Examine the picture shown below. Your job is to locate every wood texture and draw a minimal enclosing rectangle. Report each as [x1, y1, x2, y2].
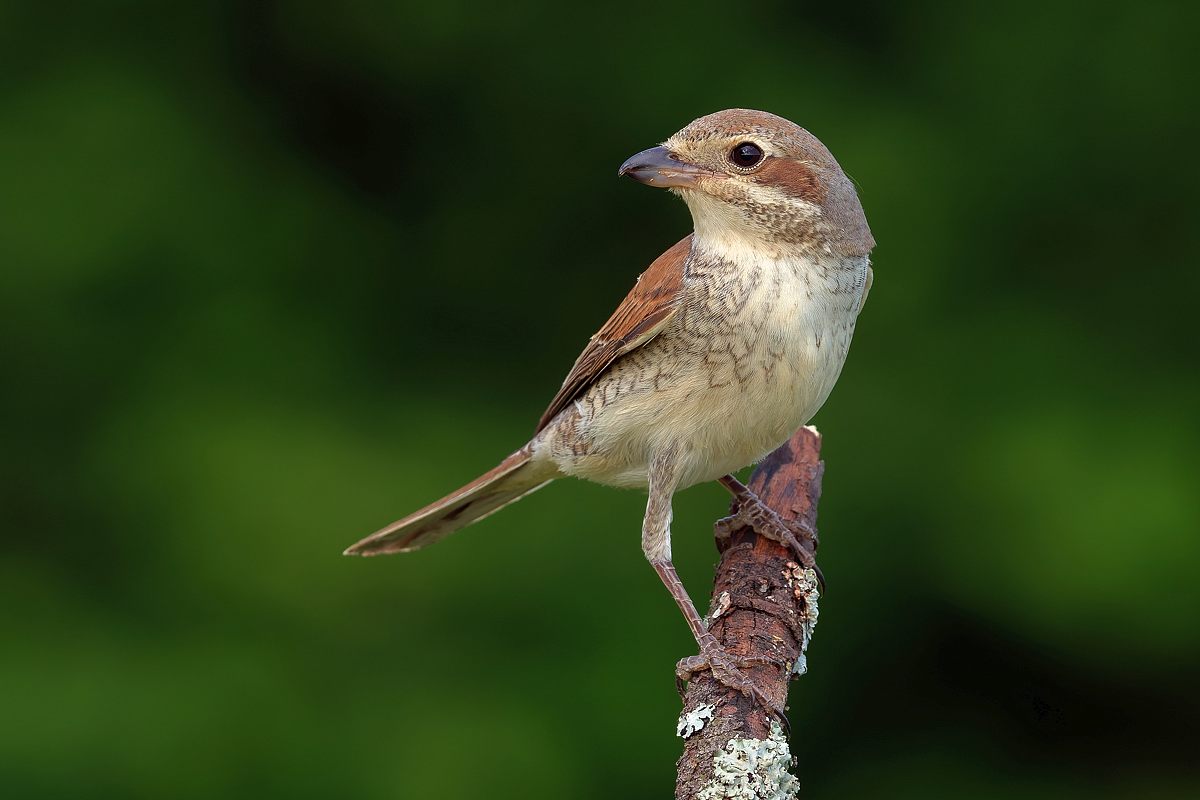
[675, 427, 824, 799]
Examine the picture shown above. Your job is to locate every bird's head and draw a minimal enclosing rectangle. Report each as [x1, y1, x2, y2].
[619, 109, 874, 258]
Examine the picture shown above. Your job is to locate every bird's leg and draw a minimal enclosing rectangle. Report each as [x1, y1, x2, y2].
[643, 452, 785, 721]
[716, 473, 824, 590]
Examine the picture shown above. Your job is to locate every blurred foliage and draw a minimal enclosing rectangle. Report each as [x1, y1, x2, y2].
[2, 1, 1198, 798]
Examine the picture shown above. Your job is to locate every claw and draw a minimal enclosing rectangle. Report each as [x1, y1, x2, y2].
[675, 638, 789, 729]
[715, 496, 825, 593]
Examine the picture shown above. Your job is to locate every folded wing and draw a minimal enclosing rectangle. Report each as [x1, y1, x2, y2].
[535, 235, 692, 433]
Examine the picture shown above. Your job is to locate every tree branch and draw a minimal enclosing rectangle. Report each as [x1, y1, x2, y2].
[675, 426, 824, 800]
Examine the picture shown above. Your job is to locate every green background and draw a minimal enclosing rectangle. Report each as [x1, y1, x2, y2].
[4, 2, 1198, 797]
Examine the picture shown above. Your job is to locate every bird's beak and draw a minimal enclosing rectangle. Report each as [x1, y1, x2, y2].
[618, 146, 711, 188]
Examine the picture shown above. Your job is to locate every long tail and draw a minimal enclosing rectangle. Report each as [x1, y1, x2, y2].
[343, 445, 557, 556]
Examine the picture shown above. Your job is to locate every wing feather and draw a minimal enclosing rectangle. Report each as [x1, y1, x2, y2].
[534, 235, 692, 433]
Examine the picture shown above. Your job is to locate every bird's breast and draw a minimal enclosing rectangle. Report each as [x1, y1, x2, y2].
[543, 247, 868, 489]
[669, 253, 862, 471]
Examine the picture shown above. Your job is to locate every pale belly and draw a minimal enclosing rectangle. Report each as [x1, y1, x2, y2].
[539, 256, 864, 490]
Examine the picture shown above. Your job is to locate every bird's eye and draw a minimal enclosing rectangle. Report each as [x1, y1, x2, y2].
[729, 142, 765, 170]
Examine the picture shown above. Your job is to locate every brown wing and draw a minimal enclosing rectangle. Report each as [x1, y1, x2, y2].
[535, 235, 692, 434]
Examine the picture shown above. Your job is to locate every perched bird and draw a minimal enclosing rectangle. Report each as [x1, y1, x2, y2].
[346, 109, 874, 713]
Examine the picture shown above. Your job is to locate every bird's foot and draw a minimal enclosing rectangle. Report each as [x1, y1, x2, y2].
[714, 493, 824, 592]
[675, 636, 788, 728]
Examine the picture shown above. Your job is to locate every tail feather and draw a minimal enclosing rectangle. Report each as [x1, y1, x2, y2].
[344, 446, 556, 556]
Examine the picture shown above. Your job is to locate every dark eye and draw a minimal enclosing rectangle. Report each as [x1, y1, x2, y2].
[729, 142, 764, 169]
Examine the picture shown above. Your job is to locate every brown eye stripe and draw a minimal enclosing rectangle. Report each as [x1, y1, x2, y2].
[754, 157, 826, 204]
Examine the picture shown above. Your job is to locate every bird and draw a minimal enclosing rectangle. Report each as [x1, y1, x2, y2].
[345, 108, 874, 715]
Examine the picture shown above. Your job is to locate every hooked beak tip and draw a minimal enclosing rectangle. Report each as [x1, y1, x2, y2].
[618, 145, 708, 188]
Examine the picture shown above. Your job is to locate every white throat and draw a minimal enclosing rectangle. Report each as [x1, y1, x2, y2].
[680, 189, 822, 264]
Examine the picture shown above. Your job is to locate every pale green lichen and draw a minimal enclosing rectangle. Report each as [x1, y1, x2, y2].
[784, 563, 820, 677]
[697, 721, 798, 800]
[677, 703, 717, 738]
[708, 590, 731, 621]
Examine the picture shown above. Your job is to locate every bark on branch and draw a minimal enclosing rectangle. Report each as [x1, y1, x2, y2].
[675, 426, 824, 800]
